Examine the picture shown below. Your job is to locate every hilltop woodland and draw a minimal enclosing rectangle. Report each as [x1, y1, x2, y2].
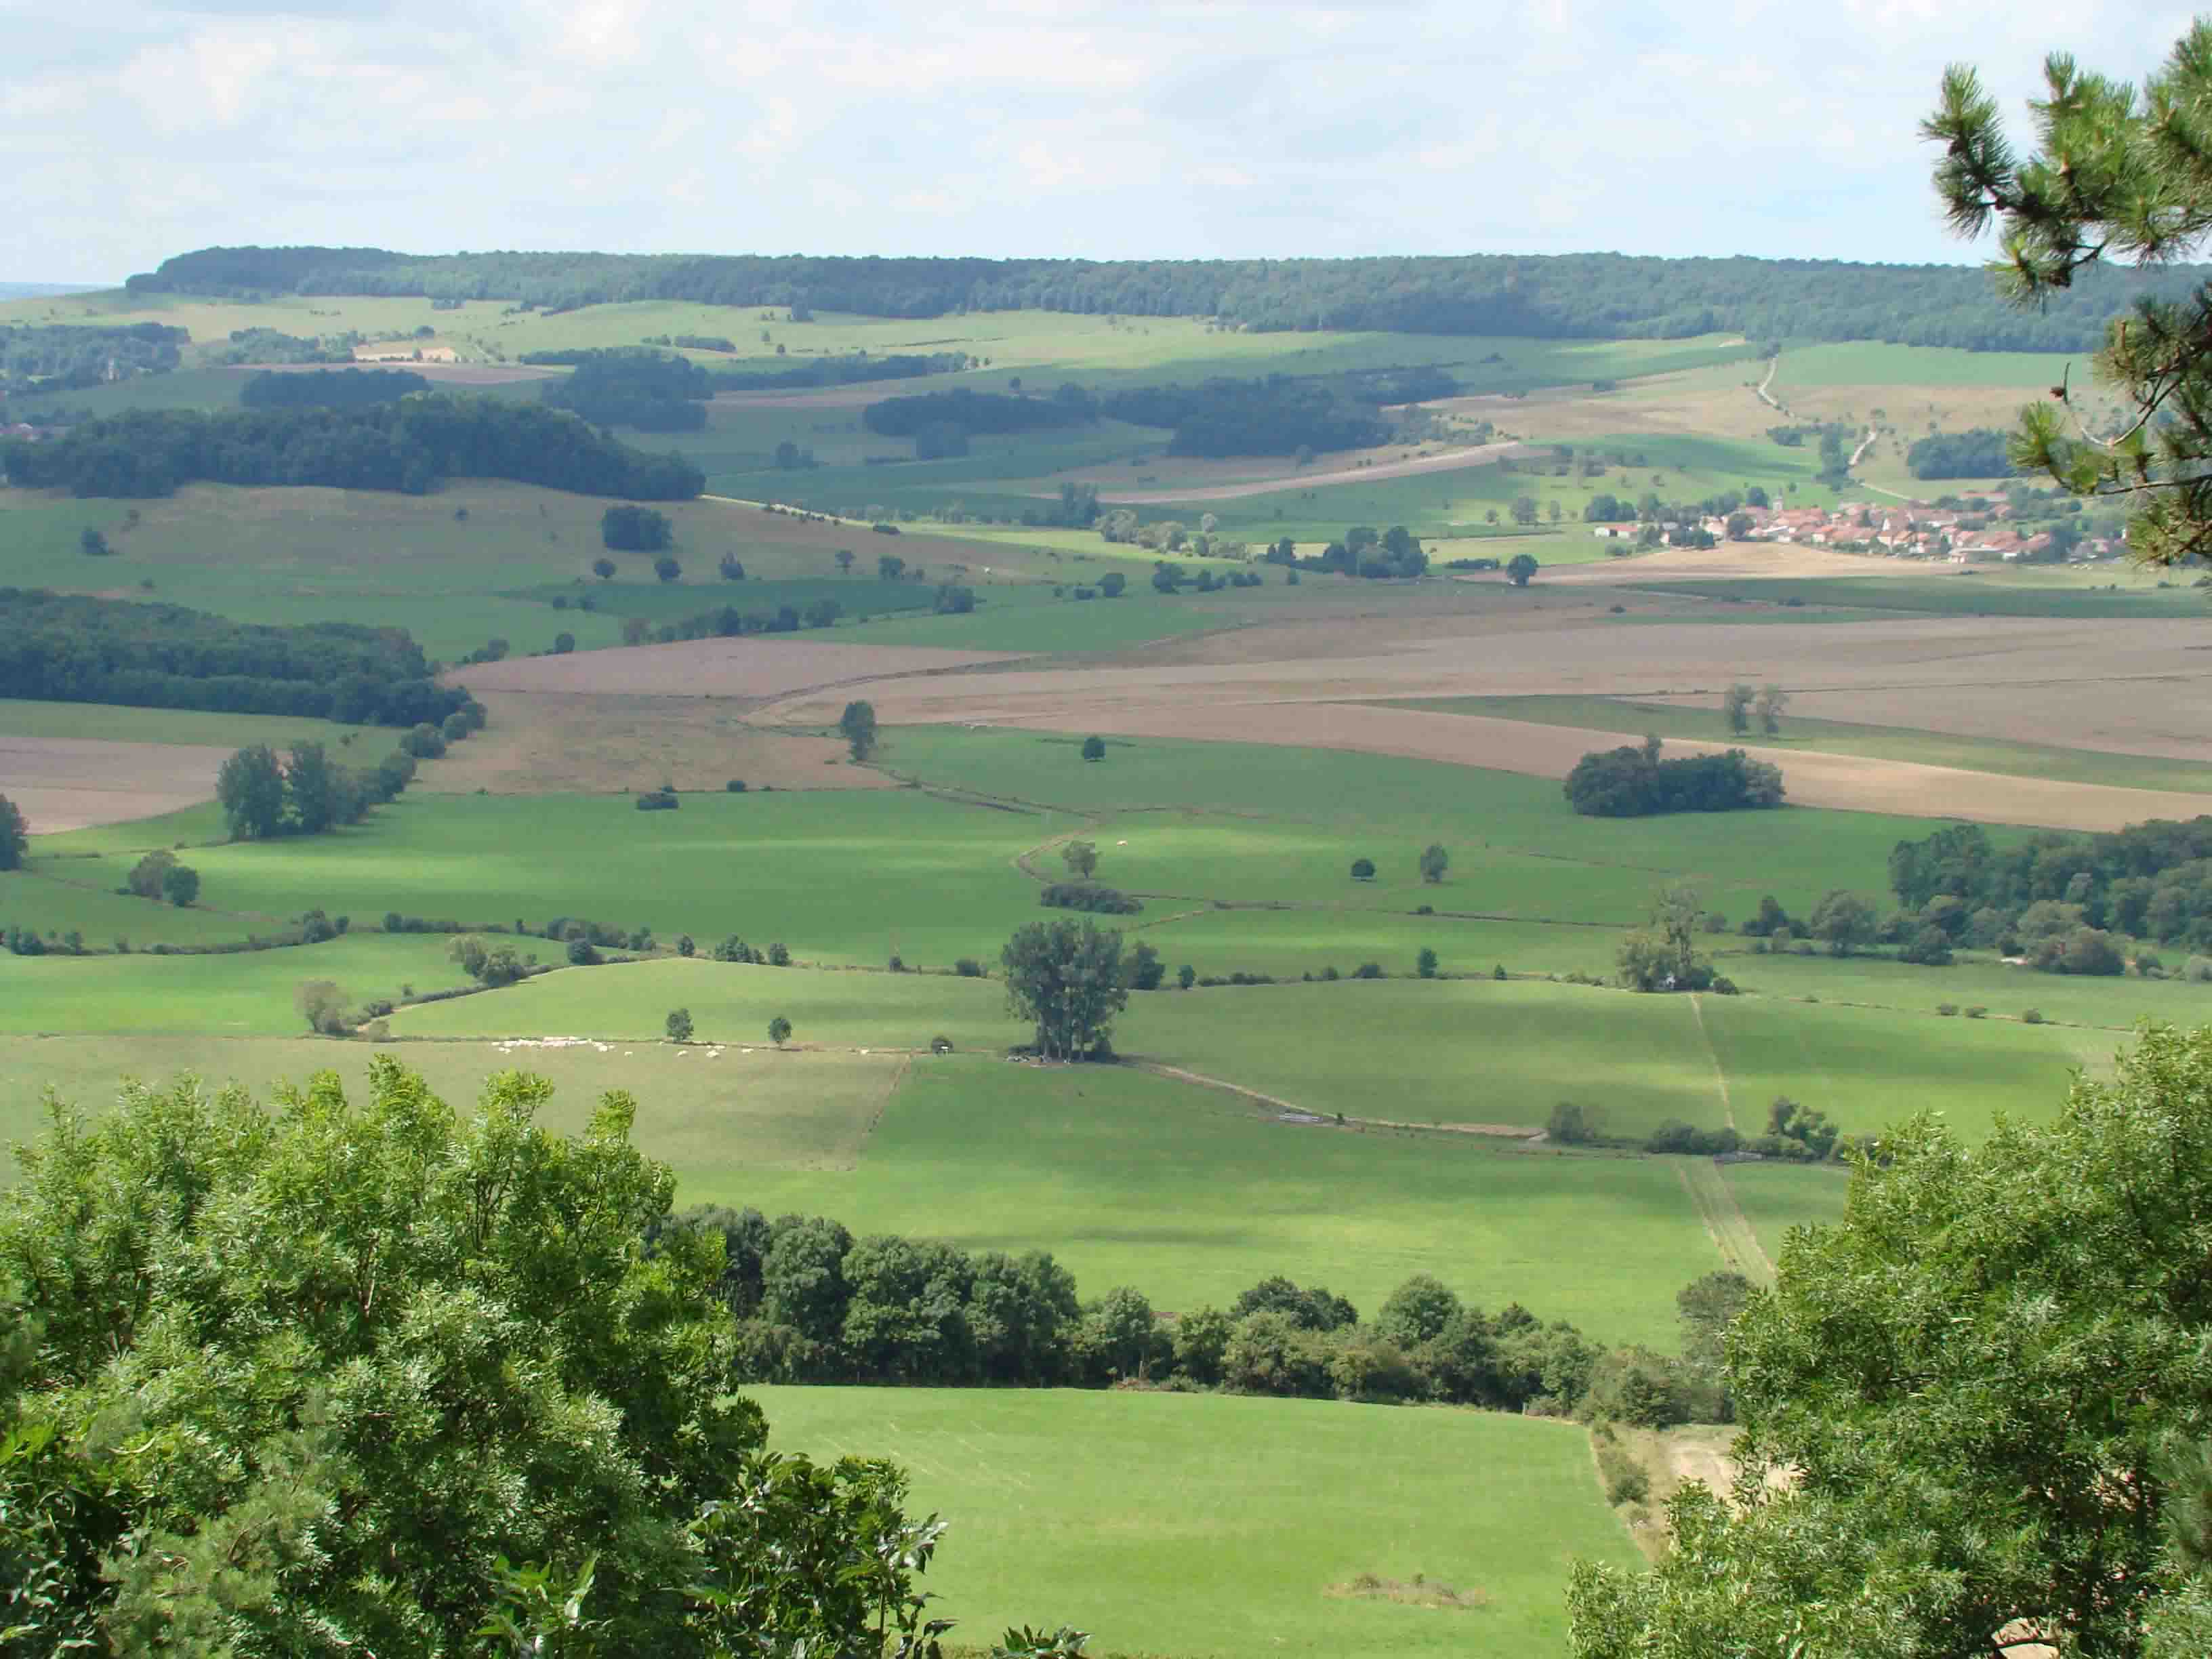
[0, 396, 703, 499]
[123, 244, 2205, 350]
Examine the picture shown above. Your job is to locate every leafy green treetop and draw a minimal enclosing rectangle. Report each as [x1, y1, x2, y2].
[0, 792, 27, 870]
[1568, 1022, 2212, 1658]
[1927, 24, 2212, 563]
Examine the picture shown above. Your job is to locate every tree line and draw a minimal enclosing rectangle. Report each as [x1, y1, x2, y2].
[124, 243, 2209, 352]
[541, 347, 715, 431]
[0, 588, 474, 725]
[1101, 375, 1392, 457]
[1906, 426, 2022, 478]
[655, 1205, 1733, 1427]
[1891, 817, 2212, 955]
[1, 395, 704, 499]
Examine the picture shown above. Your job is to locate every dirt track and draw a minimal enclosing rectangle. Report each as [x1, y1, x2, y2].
[1, 737, 230, 832]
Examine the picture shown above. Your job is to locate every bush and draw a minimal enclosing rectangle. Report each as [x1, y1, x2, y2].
[1039, 882, 1142, 915]
[725, 779, 747, 792]
[666, 1007, 694, 1042]
[567, 939, 601, 966]
[162, 863, 201, 907]
[1350, 857, 1376, 881]
[1351, 962, 1385, 979]
[1416, 947, 1439, 979]
[1596, 1443, 1652, 1506]
[1937, 1002, 1959, 1016]
[954, 957, 985, 977]
[1081, 735, 1107, 762]
[2022, 1008, 2045, 1024]
[1547, 1102, 1603, 1145]
[296, 979, 350, 1036]
[929, 1035, 954, 1054]
[1965, 1005, 1988, 1019]
[636, 790, 680, 811]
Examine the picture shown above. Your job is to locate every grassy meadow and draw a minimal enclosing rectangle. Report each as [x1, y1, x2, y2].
[757, 1385, 1641, 1659]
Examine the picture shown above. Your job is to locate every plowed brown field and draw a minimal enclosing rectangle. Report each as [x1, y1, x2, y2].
[2, 737, 230, 832]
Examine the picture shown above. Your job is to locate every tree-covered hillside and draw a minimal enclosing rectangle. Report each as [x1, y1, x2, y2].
[125, 245, 2206, 352]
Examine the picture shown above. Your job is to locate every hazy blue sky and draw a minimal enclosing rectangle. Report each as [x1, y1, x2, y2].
[4, 0, 2192, 282]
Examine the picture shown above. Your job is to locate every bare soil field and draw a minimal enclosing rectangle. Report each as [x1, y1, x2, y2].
[1540, 543, 1912, 583]
[1042, 442, 1538, 506]
[1, 736, 228, 832]
[449, 637, 1026, 700]
[417, 691, 899, 795]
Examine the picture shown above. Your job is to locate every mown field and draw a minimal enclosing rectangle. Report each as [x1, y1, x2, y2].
[1634, 575, 2210, 619]
[756, 1385, 1642, 1659]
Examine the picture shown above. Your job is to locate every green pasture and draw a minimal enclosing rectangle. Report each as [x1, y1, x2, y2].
[0, 698, 376, 750]
[0, 932, 476, 1036]
[0, 482, 1029, 661]
[28, 802, 228, 860]
[1714, 943, 2204, 1034]
[392, 957, 1025, 1054]
[1690, 991, 2100, 1143]
[723, 1056, 1729, 1349]
[1721, 1160, 1850, 1267]
[1633, 575, 2208, 619]
[757, 1386, 1638, 1659]
[525, 575, 936, 624]
[0, 868, 284, 949]
[1374, 694, 2212, 796]
[91, 791, 1047, 971]
[1771, 342, 2074, 390]
[1132, 907, 1624, 983]
[0, 1036, 900, 1176]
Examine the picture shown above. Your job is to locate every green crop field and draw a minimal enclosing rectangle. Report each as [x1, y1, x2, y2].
[0, 697, 377, 750]
[1374, 694, 2212, 795]
[756, 1386, 1640, 1659]
[1720, 1160, 1851, 1267]
[1771, 342, 2075, 390]
[1712, 944, 2212, 1034]
[0, 1035, 901, 1175]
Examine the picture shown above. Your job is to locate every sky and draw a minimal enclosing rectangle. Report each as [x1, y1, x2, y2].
[3, 0, 2195, 283]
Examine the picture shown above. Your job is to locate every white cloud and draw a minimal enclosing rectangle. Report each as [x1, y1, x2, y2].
[0, 0, 2194, 280]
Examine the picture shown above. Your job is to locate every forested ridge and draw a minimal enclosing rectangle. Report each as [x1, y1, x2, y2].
[0, 394, 703, 499]
[125, 244, 2209, 351]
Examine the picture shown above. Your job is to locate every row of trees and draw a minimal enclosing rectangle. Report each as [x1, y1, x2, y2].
[1100, 375, 1392, 457]
[1564, 737, 1786, 817]
[1, 396, 704, 500]
[542, 348, 714, 430]
[659, 1206, 1725, 1425]
[127, 244, 2196, 352]
[215, 731, 452, 840]
[0, 588, 474, 726]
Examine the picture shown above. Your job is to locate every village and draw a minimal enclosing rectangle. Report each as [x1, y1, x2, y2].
[1595, 494, 2128, 565]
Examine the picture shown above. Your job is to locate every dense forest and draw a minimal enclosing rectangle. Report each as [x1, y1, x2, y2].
[0, 396, 703, 499]
[539, 348, 713, 431]
[239, 368, 431, 408]
[861, 386, 1094, 438]
[1563, 741, 1787, 817]
[1906, 427, 2022, 478]
[0, 321, 186, 394]
[125, 244, 2212, 350]
[0, 589, 472, 724]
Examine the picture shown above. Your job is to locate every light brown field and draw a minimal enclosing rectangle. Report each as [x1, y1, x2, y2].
[222, 363, 561, 386]
[1, 736, 229, 832]
[1036, 442, 1539, 505]
[449, 636, 1026, 699]
[416, 691, 899, 795]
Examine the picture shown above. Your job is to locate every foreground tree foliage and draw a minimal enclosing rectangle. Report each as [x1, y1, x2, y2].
[0, 1061, 945, 1656]
[1568, 1023, 2212, 1658]
[1927, 22, 2212, 563]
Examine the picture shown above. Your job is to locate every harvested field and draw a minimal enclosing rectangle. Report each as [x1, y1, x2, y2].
[760, 611, 2212, 830]
[1541, 543, 1917, 583]
[222, 363, 560, 385]
[0, 735, 227, 832]
[416, 691, 900, 794]
[1071, 442, 1539, 504]
[447, 636, 1025, 699]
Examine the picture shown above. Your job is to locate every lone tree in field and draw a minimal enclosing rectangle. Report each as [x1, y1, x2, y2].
[653, 554, 682, 583]
[0, 792, 27, 870]
[1062, 840, 1099, 880]
[1081, 735, 1107, 762]
[1722, 682, 1755, 735]
[1350, 857, 1376, 882]
[718, 553, 745, 581]
[592, 556, 616, 581]
[665, 1007, 693, 1044]
[1926, 24, 2212, 565]
[217, 744, 288, 840]
[835, 549, 855, 576]
[1755, 682, 1788, 735]
[1000, 918, 1128, 1062]
[1506, 552, 1539, 587]
[1616, 881, 1714, 992]
[768, 1015, 792, 1046]
[838, 700, 878, 762]
[1418, 842, 1450, 884]
[162, 863, 200, 907]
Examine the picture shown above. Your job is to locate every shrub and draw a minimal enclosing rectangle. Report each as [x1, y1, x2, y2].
[954, 957, 985, 977]
[125, 848, 176, 899]
[1350, 857, 1376, 881]
[768, 1015, 792, 1046]
[636, 790, 680, 811]
[1937, 1002, 1959, 1016]
[666, 1007, 694, 1042]
[767, 941, 790, 966]
[1351, 962, 1385, 979]
[567, 939, 601, 966]
[162, 863, 201, 907]
[2022, 1008, 2045, 1025]
[296, 979, 350, 1036]
[929, 1035, 954, 1054]
[725, 779, 747, 792]
[1416, 947, 1439, 979]
[1039, 882, 1142, 915]
[1177, 964, 1196, 989]
[1597, 1443, 1652, 1506]
[1081, 735, 1107, 762]
[1965, 1005, 1988, 1019]
[1547, 1102, 1603, 1145]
